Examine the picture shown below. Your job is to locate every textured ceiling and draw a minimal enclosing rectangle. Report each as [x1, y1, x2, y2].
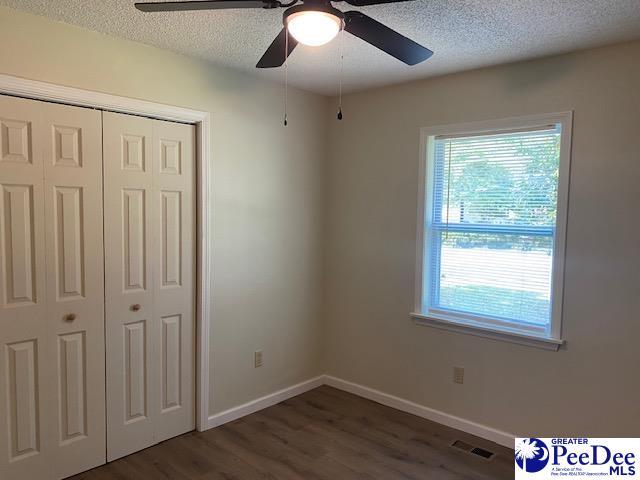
[2, 0, 640, 95]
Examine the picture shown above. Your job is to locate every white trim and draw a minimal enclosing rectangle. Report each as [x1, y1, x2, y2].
[414, 112, 572, 347]
[551, 112, 572, 341]
[206, 376, 325, 429]
[414, 130, 429, 316]
[324, 375, 515, 448]
[0, 74, 205, 123]
[0, 73, 213, 432]
[417, 112, 573, 139]
[201, 373, 515, 449]
[195, 109, 213, 432]
[410, 312, 563, 350]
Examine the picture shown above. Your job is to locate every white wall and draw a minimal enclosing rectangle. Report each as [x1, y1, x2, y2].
[324, 40, 640, 437]
[0, 5, 327, 416]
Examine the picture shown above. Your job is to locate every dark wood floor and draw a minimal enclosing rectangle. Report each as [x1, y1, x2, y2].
[72, 386, 514, 479]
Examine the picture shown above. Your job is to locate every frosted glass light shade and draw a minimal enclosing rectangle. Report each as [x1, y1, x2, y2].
[287, 11, 341, 47]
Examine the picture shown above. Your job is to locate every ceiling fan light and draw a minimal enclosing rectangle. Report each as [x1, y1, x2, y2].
[286, 11, 341, 47]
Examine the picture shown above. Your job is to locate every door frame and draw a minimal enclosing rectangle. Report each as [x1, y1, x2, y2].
[0, 73, 212, 431]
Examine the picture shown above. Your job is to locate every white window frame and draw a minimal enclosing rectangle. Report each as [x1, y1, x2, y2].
[411, 112, 572, 351]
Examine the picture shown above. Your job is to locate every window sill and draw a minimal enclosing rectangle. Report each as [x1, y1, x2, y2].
[410, 312, 564, 351]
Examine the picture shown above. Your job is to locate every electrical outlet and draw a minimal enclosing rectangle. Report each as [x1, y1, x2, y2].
[254, 350, 263, 368]
[453, 366, 464, 384]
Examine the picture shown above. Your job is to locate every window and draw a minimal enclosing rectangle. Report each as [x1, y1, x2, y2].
[413, 113, 571, 349]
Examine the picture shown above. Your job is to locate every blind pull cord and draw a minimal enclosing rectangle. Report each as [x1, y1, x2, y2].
[337, 23, 345, 120]
[444, 139, 452, 240]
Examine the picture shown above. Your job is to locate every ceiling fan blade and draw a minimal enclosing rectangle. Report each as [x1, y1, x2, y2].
[256, 28, 298, 68]
[344, 11, 433, 65]
[343, 0, 414, 6]
[135, 1, 270, 12]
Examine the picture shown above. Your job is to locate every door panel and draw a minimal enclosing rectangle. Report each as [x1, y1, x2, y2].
[7, 339, 40, 459]
[0, 95, 105, 480]
[57, 331, 87, 442]
[122, 188, 147, 291]
[0, 118, 32, 165]
[104, 112, 194, 461]
[104, 112, 155, 461]
[161, 314, 182, 412]
[161, 191, 182, 288]
[0, 96, 50, 480]
[53, 186, 84, 300]
[42, 103, 105, 479]
[123, 319, 148, 422]
[1, 184, 37, 305]
[152, 119, 194, 443]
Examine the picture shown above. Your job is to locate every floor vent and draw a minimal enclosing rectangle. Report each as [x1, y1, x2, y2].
[450, 440, 495, 460]
[470, 447, 495, 460]
[451, 440, 474, 452]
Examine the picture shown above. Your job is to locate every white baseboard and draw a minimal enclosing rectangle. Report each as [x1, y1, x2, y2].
[324, 375, 514, 448]
[205, 373, 514, 449]
[206, 375, 324, 429]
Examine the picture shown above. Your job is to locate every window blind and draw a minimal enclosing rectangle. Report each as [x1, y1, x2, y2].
[426, 126, 561, 330]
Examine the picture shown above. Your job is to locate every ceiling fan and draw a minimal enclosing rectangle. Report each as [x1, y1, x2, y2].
[134, 0, 433, 68]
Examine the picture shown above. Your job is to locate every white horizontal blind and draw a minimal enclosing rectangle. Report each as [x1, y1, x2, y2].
[426, 125, 561, 332]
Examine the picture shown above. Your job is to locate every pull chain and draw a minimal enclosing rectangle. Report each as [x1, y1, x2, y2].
[283, 27, 289, 126]
[337, 22, 344, 120]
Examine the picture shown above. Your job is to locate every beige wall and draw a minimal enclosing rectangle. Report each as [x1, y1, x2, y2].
[3, 3, 639, 440]
[0, 5, 327, 416]
[324, 40, 640, 437]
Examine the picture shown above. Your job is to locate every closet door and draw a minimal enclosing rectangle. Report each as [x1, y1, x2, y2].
[41, 103, 105, 479]
[104, 112, 195, 461]
[152, 119, 195, 443]
[0, 95, 105, 480]
[0, 96, 50, 480]
[103, 112, 155, 461]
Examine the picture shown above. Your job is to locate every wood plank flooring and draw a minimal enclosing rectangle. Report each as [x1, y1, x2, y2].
[71, 386, 514, 479]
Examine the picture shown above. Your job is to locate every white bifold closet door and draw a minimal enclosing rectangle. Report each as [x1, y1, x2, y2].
[103, 111, 195, 461]
[0, 95, 105, 479]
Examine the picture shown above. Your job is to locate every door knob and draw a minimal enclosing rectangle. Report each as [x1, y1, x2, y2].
[65, 313, 76, 322]
[131, 304, 141, 312]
